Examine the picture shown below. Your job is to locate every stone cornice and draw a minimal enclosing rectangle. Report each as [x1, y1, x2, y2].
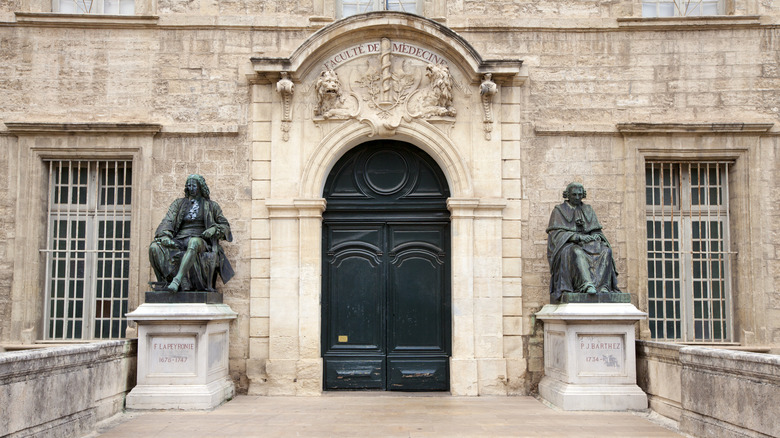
[4, 122, 162, 135]
[13, 12, 159, 28]
[616, 15, 762, 30]
[536, 122, 775, 136]
[617, 122, 774, 134]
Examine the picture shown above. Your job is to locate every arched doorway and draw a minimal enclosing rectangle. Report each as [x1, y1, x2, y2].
[321, 140, 451, 391]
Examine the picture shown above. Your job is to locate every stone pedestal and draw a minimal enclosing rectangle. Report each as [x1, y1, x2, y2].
[125, 303, 237, 410]
[536, 303, 648, 411]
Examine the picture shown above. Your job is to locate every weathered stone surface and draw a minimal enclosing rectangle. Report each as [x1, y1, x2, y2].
[680, 347, 780, 438]
[640, 342, 780, 437]
[636, 340, 684, 421]
[0, 341, 136, 437]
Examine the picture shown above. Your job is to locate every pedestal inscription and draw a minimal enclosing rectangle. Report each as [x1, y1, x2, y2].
[149, 336, 197, 375]
[577, 334, 624, 375]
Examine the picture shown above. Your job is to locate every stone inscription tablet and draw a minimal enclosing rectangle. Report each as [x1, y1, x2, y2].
[576, 334, 624, 375]
[149, 335, 197, 375]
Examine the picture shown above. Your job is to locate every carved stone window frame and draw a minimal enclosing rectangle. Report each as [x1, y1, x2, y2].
[4, 122, 160, 343]
[619, 122, 772, 345]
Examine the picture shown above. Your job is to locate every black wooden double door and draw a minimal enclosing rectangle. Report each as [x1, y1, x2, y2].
[323, 221, 450, 390]
[321, 141, 451, 391]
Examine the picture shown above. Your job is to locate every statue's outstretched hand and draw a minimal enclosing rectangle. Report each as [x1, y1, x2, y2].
[157, 236, 175, 247]
[202, 227, 218, 239]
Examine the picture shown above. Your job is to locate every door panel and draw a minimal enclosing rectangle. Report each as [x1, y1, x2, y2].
[325, 357, 385, 390]
[387, 224, 449, 390]
[387, 358, 449, 391]
[325, 225, 384, 354]
[387, 225, 448, 354]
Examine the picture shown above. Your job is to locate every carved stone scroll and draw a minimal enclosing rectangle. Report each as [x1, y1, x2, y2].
[480, 73, 497, 140]
[276, 72, 294, 141]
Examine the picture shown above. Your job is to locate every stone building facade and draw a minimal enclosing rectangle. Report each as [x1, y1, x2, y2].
[1, 0, 779, 396]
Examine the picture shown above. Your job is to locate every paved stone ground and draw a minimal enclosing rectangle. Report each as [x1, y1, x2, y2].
[94, 394, 684, 437]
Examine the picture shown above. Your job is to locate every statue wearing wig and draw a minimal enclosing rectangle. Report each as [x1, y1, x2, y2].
[149, 174, 234, 292]
[546, 182, 619, 303]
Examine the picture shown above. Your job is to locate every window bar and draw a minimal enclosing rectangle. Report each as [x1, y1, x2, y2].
[674, 163, 683, 341]
[78, 160, 87, 338]
[691, 161, 699, 341]
[95, 161, 104, 338]
[110, 160, 119, 338]
[723, 162, 731, 340]
[704, 162, 714, 341]
[120, 160, 129, 337]
[45, 162, 55, 339]
[649, 162, 657, 338]
[63, 160, 76, 339]
[672, 162, 681, 340]
[660, 162, 669, 340]
[648, 162, 656, 338]
[108, 161, 114, 338]
[659, 162, 669, 340]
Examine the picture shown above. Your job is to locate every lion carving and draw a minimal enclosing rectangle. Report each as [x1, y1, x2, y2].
[315, 68, 351, 119]
[420, 63, 456, 117]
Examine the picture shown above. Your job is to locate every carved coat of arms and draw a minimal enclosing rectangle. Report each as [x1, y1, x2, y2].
[311, 37, 458, 136]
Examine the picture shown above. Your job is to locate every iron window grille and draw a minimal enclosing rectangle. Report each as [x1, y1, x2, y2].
[645, 161, 733, 342]
[42, 160, 132, 340]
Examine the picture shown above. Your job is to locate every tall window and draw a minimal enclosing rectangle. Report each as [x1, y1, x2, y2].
[645, 162, 732, 342]
[341, 0, 419, 17]
[642, 0, 721, 17]
[44, 160, 132, 340]
[52, 0, 134, 14]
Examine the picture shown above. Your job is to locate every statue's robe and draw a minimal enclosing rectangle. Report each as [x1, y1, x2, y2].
[546, 202, 619, 303]
[149, 197, 234, 290]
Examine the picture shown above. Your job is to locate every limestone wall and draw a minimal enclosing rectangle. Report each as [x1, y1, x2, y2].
[0, 8, 778, 396]
[0, 340, 137, 437]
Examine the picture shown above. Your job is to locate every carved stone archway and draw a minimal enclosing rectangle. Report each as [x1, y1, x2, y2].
[247, 12, 526, 396]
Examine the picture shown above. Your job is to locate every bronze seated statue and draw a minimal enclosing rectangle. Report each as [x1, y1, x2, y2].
[546, 182, 621, 303]
[149, 174, 234, 292]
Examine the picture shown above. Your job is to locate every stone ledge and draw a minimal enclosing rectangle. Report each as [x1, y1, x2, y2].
[126, 303, 238, 321]
[617, 122, 774, 134]
[4, 122, 162, 135]
[617, 15, 762, 30]
[680, 346, 780, 383]
[14, 12, 158, 28]
[0, 340, 137, 384]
